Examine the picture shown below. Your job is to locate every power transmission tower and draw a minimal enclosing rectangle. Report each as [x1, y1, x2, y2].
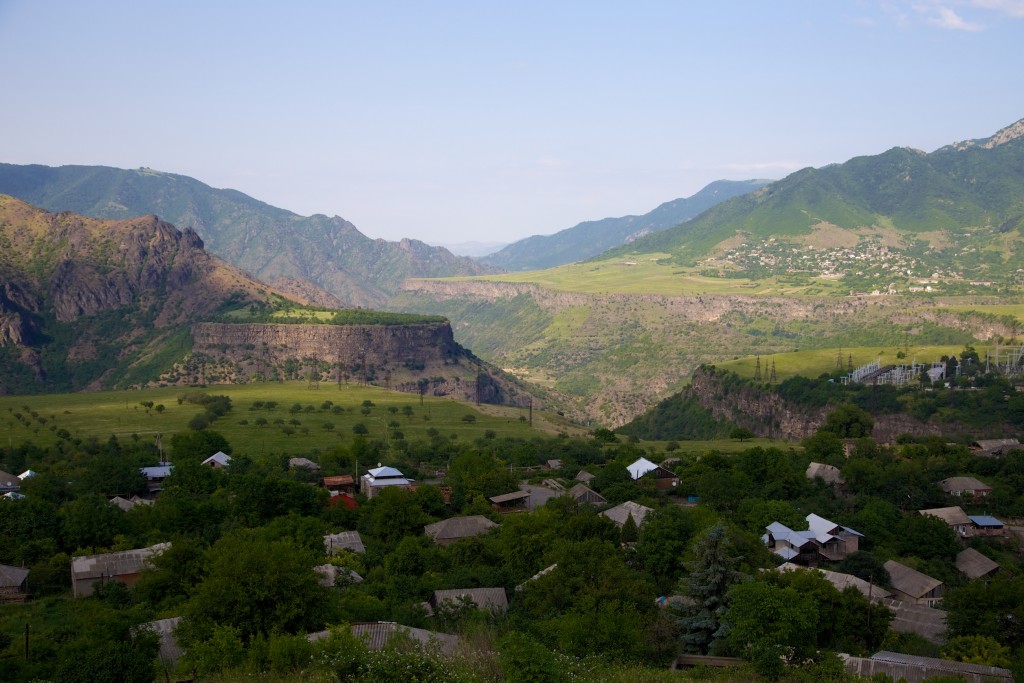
[836, 348, 843, 369]
[769, 358, 777, 383]
[754, 355, 762, 381]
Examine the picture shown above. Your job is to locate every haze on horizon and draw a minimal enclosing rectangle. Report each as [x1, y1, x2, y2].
[1, 1, 1022, 246]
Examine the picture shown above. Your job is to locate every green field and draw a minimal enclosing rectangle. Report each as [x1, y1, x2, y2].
[0, 382, 586, 456]
[435, 253, 844, 296]
[937, 302, 1024, 322]
[715, 344, 989, 382]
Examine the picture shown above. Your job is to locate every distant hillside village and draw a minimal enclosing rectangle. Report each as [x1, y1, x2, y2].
[3, 382, 1024, 683]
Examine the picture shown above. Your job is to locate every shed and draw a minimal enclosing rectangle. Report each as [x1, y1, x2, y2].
[971, 438, 1021, 456]
[135, 617, 184, 669]
[956, 548, 1000, 580]
[315, 564, 363, 588]
[776, 563, 890, 600]
[565, 483, 607, 506]
[489, 490, 531, 513]
[545, 459, 562, 470]
[884, 560, 944, 606]
[424, 516, 498, 545]
[969, 515, 1005, 537]
[323, 474, 356, 493]
[430, 587, 508, 614]
[844, 650, 1012, 683]
[71, 542, 170, 597]
[879, 598, 948, 644]
[0, 564, 30, 601]
[324, 530, 365, 555]
[575, 470, 595, 483]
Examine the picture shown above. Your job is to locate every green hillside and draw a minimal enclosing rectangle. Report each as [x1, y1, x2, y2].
[0, 164, 492, 307]
[607, 119, 1024, 289]
[481, 179, 771, 271]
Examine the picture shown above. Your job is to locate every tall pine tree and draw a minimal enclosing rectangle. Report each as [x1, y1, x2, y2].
[674, 524, 745, 654]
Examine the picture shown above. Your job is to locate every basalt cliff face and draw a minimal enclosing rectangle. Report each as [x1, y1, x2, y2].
[188, 322, 527, 406]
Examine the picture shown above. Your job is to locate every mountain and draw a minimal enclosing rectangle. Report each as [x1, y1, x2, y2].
[0, 195, 283, 392]
[431, 240, 508, 257]
[0, 196, 532, 405]
[609, 119, 1024, 280]
[0, 164, 494, 307]
[479, 179, 772, 271]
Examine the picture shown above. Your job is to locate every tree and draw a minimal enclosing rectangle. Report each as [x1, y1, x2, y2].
[896, 514, 958, 560]
[181, 531, 335, 644]
[729, 427, 755, 442]
[941, 635, 1011, 668]
[820, 403, 874, 438]
[725, 580, 818, 679]
[675, 524, 745, 654]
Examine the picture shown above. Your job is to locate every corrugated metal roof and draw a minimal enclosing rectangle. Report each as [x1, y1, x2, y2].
[627, 457, 658, 480]
[879, 598, 948, 643]
[140, 463, 173, 479]
[884, 560, 943, 599]
[0, 564, 29, 589]
[135, 617, 183, 666]
[939, 476, 990, 492]
[289, 457, 320, 469]
[432, 587, 508, 612]
[489, 490, 531, 504]
[424, 516, 498, 543]
[575, 470, 595, 482]
[806, 462, 844, 484]
[201, 451, 231, 467]
[919, 506, 971, 527]
[601, 501, 653, 527]
[968, 515, 1003, 527]
[71, 543, 170, 581]
[956, 548, 1000, 579]
[324, 531, 365, 554]
[871, 651, 1012, 678]
[366, 465, 404, 478]
[349, 622, 461, 655]
[566, 483, 607, 504]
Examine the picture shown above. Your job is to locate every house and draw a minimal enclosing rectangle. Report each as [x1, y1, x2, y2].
[135, 617, 184, 670]
[289, 457, 320, 470]
[315, 564, 363, 588]
[323, 474, 356, 495]
[969, 515, 1005, 537]
[545, 459, 562, 471]
[71, 542, 170, 597]
[489, 490, 530, 513]
[879, 598, 948, 644]
[843, 651, 1012, 683]
[424, 516, 498, 545]
[139, 462, 173, 495]
[938, 476, 991, 498]
[627, 457, 679, 490]
[565, 483, 607, 506]
[806, 462, 845, 487]
[201, 451, 231, 469]
[18, 469, 36, 480]
[108, 495, 153, 512]
[575, 470, 596, 484]
[971, 438, 1021, 457]
[884, 560, 944, 607]
[956, 548, 1000, 580]
[601, 501, 654, 528]
[308, 622, 461, 656]
[324, 530, 366, 555]
[360, 465, 415, 499]
[776, 563, 891, 600]
[763, 514, 863, 566]
[919, 506, 974, 537]
[0, 564, 30, 602]
[429, 587, 508, 615]
[0, 469, 21, 493]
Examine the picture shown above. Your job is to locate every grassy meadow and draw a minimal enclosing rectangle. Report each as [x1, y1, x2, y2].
[0, 382, 588, 457]
[437, 253, 845, 296]
[935, 301, 1024, 322]
[715, 344, 990, 382]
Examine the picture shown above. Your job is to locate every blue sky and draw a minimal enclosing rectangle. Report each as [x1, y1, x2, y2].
[1, 1, 1022, 245]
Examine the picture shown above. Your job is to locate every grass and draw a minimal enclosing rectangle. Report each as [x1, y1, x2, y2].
[714, 344, 990, 382]
[0, 382, 586, 456]
[935, 302, 1024, 322]
[426, 254, 845, 297]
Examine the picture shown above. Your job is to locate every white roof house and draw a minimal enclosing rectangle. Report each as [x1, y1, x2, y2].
[201, 451, 232, 468]
[764, 514, 863, 565]
[18, 469, 37, 480]
[140, 462, 174, 479]
[360, 465, 415, 498]
[627, 457, 659, 480]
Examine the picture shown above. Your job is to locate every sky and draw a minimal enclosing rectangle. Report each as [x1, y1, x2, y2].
[1, 1, 1023, 247]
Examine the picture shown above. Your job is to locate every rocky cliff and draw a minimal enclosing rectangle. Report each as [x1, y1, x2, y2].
[188, 321, 529, 406]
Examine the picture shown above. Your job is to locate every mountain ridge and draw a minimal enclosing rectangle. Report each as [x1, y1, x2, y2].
[480, 179, 772, 271]
[0, 164, 495, 308]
